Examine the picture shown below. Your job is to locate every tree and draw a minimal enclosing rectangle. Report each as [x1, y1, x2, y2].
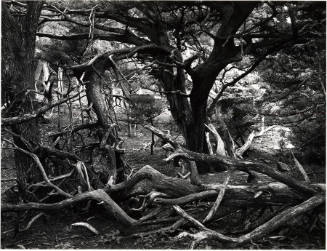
[2, 2, 43, 194]
[35, 2, 254, 163]
[1, 2, 325, 248]
[35, 2, 324, 166]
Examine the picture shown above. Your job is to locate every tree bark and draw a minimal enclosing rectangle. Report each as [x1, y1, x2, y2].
[76, 56, 124, 184]
[2, 2, 43, 193]
[154, 3, 256, 164]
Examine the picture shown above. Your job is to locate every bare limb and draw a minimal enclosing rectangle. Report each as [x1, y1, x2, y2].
[4, 139, 73, 198]
[2, 92, 84, 126]
[71, 222, 99, 235]
[235, 125, 277, 157]
[292, 151, 310, 183]
[203, 170, 233, 223]
[2, 189, 137, 227]
[175, 195, 324, 244]
[145, 125, 318, 196]
[205, 123, 227, 155]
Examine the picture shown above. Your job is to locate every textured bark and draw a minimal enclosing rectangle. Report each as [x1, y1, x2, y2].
[108, 165, 202, 197]
[2, 2, 43, 192]
[2, 189, 137, 227]
[175, 195, 324, 245]
[150, 3, 257, 165]
[145, 125, 319, 196]
[77, 57, 123, 184]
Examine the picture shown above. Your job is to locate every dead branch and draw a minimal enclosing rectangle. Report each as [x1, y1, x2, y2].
[292, 151, 310, 182]
[144, 125, 179, 148]
[205, 123, 227, 156]
[21, 213, 45, 231]
[172, 149, 318, 196]
[145, 124, 318, 196]
[175, 194, 324, 245]
[235, 131, 256, 158]
[71, 222, 99, 235]
[203, 170, 233, 223]
[36, 145, 80, 161]
[236, 125, 277, 157]
[2, 189, 137, 227]
[4, 139, 73, 198]
[2, 92, 84, 126]
[131, 218, 185, 238]
[28, 170, 74, 189]
[205, 132, 214, 155]
[154, 180, 318, 207]
[107, 165, 202, 197]
[47, 122, 98, 139]
[144, 125, 201, 183]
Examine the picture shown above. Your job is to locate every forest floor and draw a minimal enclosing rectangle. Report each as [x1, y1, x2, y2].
[1, 109, 325, 249]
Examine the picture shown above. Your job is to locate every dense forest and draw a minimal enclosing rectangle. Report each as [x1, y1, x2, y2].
[1, 1, 326, 249]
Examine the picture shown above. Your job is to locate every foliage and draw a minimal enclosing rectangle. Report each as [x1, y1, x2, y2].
[130, 95, 164, 124]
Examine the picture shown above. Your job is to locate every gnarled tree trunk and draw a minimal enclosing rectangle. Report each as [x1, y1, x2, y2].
[2, 3, 43, 195]
[152, 3, 256, 168]
[74, 57, 124, 184]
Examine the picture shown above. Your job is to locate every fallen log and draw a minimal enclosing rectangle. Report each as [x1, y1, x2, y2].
[2, 164, 325, 239]
[175, 194, 325, 245]
[107, 165, 202, 197]
[109, 166, 322, 208]
[144, 125, 319, 196]
[168, 149, 318, 196]
[2, 189, 137, 227]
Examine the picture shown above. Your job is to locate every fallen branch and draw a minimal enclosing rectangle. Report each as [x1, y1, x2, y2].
[21, 213, 45, 231]
[107, 165, 202, 197]
[4, 139, 73, 198]
[154, 181, 314, 207]
[145, 125, 318, 196]
[175, 194, 324, 245]
[72, 222, 99, 235]
[2, 92, 84, 126]
[144, 125, 201, 183]
[2, 189, 137, 227]
[36, 145, 80, 161]
[205, 123, 227, 156]
[292, 151, 310, 183]
[205, 132, 214, 155]
[169, 148, 318, 196]
[203, 170, 233, 223]
[236, 125, 277, 157]
[47, 122, 98, 139]
[28, 170, 74, 189]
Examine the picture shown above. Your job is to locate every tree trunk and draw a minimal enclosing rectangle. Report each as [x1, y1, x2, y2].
[76, 57, 124, 184]
[2, 3, 43, 194]
[148, 3, 255, 168]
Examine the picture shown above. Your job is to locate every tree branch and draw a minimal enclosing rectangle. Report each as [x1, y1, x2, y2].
[2, 92, 84, 126]
[175, 195, 324, 245]
[145, 125, 319, 196]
